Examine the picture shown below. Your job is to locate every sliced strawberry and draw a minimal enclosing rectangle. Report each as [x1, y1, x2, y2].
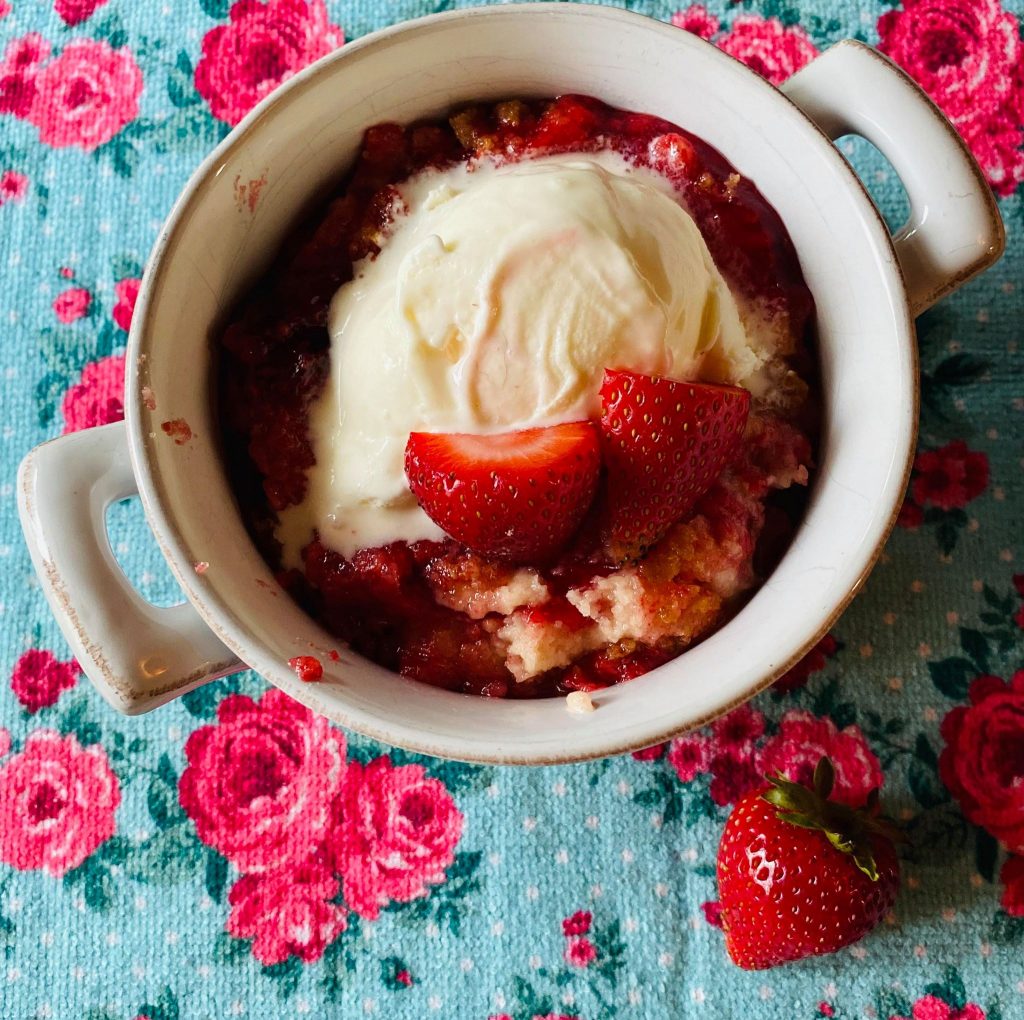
[599, 369, 750, 560]
[404, 422, 600, 563]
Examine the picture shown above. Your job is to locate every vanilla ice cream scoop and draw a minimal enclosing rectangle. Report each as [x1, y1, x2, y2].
[277, 151, 766, 562]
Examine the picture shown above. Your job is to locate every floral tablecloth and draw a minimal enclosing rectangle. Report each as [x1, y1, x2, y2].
[1, 0, 1022, 1018]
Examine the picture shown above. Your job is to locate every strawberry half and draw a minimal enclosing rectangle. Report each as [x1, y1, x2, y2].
[717, 758, 902, 970]
[599, 369, 750, 560]
[404, 422, 600, 563]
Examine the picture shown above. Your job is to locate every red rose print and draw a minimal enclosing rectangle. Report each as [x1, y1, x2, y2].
[10, 649, 79, 712]
[179, 689, 345, 872]
[561, 910, 592, 936]
[0, 169, 28, 205]
[61, 353, 125, 434]
[226, 859, 347, 964]
[939, 670, 1024, 853]
[707, 749, 762, 806]
[1014, 575, 1024, 598]
[716, 15, 818, 86]
[911, 440, 990, 510]
[328, 756, 463, 919]
[0, 730, 120, 877]
[878, 0, 1024, 196]
[195, 0, 344, 126]
[564, 936, 597, 967]
[773, 633, 839, 694]
[0, 34, 50, 118]
[897, 498, 925, 529]
[54, 0, 110, 26]
[1001, 854, 1024, 916]
[52, 286, 91, 323]
[758, 710, 883, 807]
[671, 4, 720, 40]
[631, 742, 666, 761]
[27, 39, 143, 152]
[112, 276, 140, 332]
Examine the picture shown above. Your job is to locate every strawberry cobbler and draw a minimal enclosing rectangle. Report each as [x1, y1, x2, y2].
[219, 96, 817, 699]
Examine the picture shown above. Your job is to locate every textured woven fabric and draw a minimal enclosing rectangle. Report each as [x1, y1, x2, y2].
[1, 0, 1023, 1017]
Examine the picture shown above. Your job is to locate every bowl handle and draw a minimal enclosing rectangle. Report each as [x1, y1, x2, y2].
[18, 421, 242, 715]
[781, 40, 1005, 316]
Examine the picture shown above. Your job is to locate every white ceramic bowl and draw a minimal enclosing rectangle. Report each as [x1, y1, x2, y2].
[18, 5, 1003, 764]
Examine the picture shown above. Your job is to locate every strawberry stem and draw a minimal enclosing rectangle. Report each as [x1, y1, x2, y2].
[761, 756, 904, 882]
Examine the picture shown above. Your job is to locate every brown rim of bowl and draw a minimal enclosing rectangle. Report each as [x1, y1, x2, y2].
[128, 6, 928, 765]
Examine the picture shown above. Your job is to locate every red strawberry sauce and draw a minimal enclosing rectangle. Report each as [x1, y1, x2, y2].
[218, 95, 818, 698]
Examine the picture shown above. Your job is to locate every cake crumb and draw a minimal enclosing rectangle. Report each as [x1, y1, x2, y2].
[141, 386, 157, 411]
[566, 690, 595, 715]
[193, 561, 209, 575]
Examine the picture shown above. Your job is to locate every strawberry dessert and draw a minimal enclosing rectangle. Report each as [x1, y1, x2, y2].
[219, 95, 817, 700]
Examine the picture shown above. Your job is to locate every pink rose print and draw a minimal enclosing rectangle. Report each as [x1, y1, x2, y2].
[711, 705, 769, 805]
[1001, 854, 1024, 916]
[758, 710, 883, 807]
[671, 4, 720, 41]
[878, 0, 1024, 196]
[0, 34, 51, 118]
[61, 352, 125, 434]
[179, 689, 345, 872]
[112, 276, 140, 332]
[701, 899, 723, 927]
[892, 996, 987, 1020]
[0, 730, 119, 877]
[710, 702, 765, 758]
[0, 728, 10, 759]
[226, 858, 347, 965]
[329, 756, 463, 919]
[195, 0, 344, 126]
[0, 169, 28, 205]
[939, 670, 1024, 853]
[564, 936, 597, 967]
[910, 440, 990, 510]
[773, 633, 839, 694]
[52, 286, 91, 324]
[561, 910, 591, 936]
[667, 734, 708, 783]
[10, 649, 79, 713]
[0, 1, 9, 18]
[54, 0, 110, 26]
[27, 39, 143, 152]
[716, 15, 818, 86]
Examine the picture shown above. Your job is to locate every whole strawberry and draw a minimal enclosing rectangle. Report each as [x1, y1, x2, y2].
[717, 758, 901, 969]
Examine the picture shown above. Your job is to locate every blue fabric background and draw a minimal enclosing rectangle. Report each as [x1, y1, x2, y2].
[1, 0, 1023, 1018]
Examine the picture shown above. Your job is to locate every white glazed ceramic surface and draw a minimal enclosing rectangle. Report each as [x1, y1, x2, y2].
[18, 5, 1004, 763]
